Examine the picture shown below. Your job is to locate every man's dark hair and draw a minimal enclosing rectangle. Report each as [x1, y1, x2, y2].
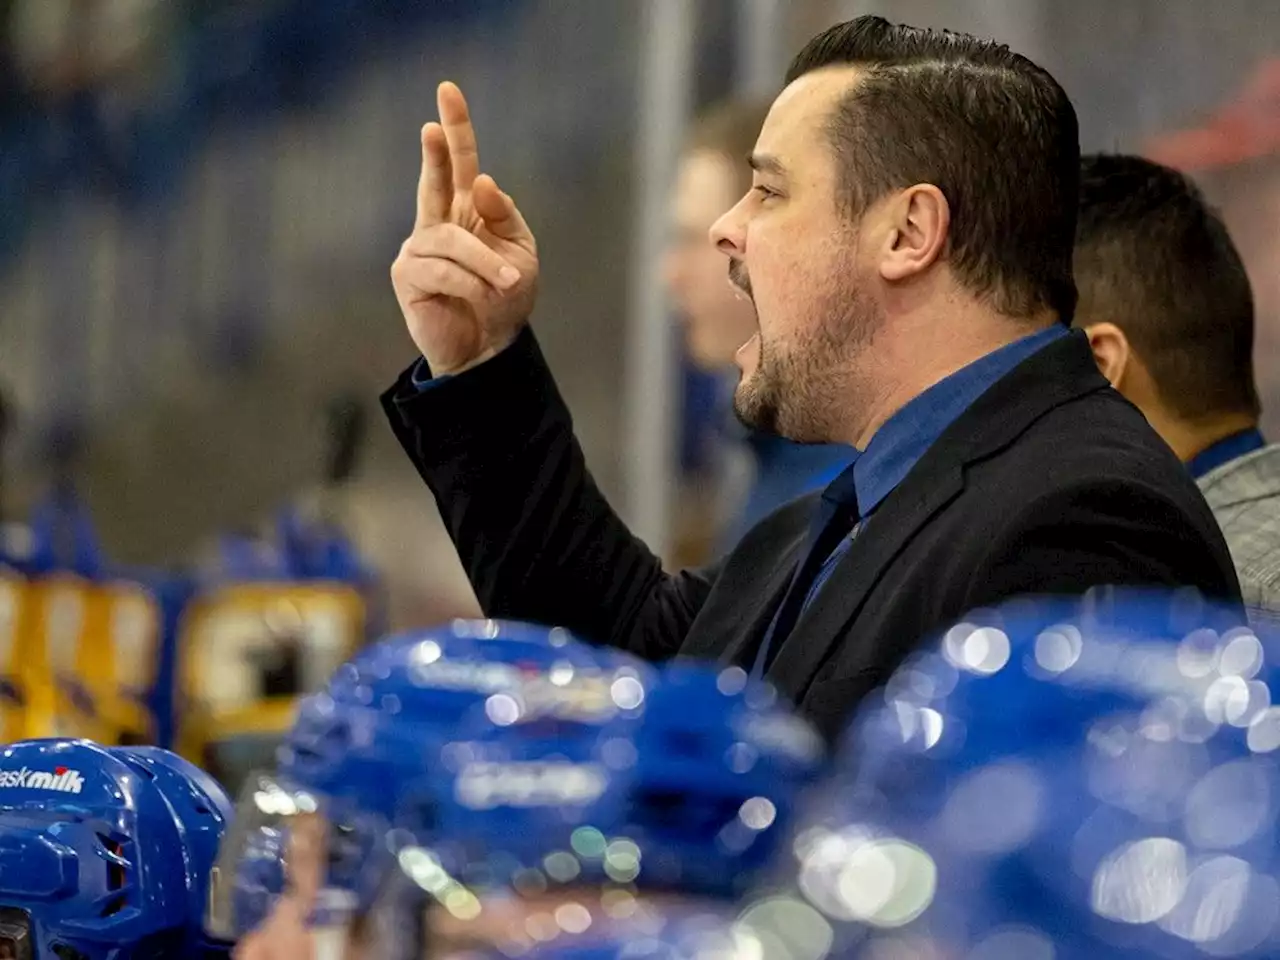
[786, 16, 1080, 322]
[1075, 153, 1260, 420]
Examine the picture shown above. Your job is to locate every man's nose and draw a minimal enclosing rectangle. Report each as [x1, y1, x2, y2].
[710, 197, 748, 258]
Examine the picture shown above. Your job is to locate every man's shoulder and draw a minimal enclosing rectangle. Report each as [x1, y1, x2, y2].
[969, 383, 1191, 497]
[937, 387, 1239, 602]
[932, 332, 1186, 505]
[952, 384, 1233, 570]
[1025, 376, 1159, 445]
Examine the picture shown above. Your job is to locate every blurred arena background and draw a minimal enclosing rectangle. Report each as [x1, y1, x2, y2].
[0, 0, 1277, 634]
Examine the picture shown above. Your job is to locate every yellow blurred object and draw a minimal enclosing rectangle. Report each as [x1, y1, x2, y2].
[0, 571, 162, 744]
[176, 582, 366, 791]
[0, 572, 32, 741]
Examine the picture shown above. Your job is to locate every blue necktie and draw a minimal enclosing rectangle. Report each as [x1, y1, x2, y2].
[749, 490, 860, 679]
[796, 525, 860, 614]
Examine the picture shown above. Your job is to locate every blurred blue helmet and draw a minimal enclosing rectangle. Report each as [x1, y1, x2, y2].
[749, 589, 1280, 960]
[0, 738, 231, 959]
[392, 660, 825, 907]
[205, 618, 651, 940]
[463, 907, 761, 960]
[283, 618, 648, 804]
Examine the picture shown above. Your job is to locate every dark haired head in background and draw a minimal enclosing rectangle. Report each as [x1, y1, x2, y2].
[1074, 152, 1280, 615]
[711, 15, 1080, 444]
[1075, 153, 1260, 442]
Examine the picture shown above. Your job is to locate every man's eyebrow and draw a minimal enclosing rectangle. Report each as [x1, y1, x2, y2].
[748, 152, 787, 178]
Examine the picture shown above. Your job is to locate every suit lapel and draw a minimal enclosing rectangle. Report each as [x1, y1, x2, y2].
[766, 466, 964, 699]
[678, 521, 810, 665]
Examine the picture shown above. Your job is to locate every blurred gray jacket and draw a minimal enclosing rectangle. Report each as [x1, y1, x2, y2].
[1199, 444, 1280, 620]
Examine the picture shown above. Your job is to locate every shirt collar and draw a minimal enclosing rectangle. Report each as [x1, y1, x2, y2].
[1187, 427, 1267, 480]
[823, 324, 1070, 517]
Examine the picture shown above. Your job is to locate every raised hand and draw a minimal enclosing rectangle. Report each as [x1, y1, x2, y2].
[231, 814, 346, 960]
[391, 82, 539, 377]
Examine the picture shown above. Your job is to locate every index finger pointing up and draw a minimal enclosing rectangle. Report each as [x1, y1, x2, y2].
[437, 81, 481, 194]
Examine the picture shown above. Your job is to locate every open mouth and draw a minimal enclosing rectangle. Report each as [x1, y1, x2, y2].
[728, 261, 753, 303]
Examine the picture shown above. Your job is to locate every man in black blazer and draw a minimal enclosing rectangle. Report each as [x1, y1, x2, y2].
[382, 18, 1240, 740]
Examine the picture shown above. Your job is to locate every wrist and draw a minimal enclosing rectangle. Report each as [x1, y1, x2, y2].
[432, 328, 524, 378]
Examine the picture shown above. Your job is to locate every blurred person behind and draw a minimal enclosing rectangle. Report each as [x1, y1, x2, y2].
[665, 100, 853, 558]
[1074, 154, 1280, 618]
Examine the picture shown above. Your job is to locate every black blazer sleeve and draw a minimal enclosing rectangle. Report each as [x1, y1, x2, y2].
[963, 478, 1242, 607]
[381, 328, 713, 660]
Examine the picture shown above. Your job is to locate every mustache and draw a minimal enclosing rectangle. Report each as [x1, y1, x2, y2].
[728, 260, 753, 300]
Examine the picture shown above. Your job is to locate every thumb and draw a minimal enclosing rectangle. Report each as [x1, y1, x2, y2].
[474, 174, 531, 243]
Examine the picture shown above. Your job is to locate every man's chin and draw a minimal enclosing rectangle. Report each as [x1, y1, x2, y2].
[732, 378, 778, 436]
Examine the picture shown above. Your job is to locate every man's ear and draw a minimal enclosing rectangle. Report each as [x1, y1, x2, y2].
[878, 184, 949, 282]
[1083, 322, 1132, 389]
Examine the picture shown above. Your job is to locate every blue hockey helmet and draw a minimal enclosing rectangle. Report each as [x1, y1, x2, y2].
[204, 619, 651, 941]
[0, 738, 232, 959]
[404, 660, 826, 905]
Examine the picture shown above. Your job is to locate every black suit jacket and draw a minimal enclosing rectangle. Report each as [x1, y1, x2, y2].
[383, 327, 1241, 740]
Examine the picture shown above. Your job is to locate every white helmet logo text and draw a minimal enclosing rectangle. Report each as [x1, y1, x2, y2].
[455, 761, 607, 809]
[0, 766, 85, 794]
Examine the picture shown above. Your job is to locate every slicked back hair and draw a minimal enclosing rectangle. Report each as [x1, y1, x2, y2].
[787, 16, 1080, 323]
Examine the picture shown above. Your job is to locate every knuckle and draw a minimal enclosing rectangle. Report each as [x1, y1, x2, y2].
[391, 255, 445, 294]
[439, 223, 470, 252]
[419, 259, 445, 288]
